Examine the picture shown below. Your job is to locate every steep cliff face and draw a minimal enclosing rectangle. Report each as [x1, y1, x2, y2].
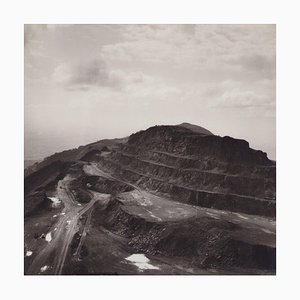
[97, 125, 276, 217]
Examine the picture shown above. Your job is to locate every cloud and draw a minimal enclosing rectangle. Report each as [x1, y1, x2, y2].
[24, 25, 47, 46]
[25, 25, 276, 161]
[215, 87, 274, 108]
[52, 59, 149, 91]
[226, 53, 276, 80]
[49, 25, 275, 120]
[25, 25, 48, 58]
[100, 25, 275, 83]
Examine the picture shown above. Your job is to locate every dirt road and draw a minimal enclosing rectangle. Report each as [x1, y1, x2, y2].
[84, 163, 275, 244]
[27, 163, 275, 275]
[27, 175, 109, 275]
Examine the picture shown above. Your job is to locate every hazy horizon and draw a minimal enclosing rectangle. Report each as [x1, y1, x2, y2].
[24, 120, 275, 161]
[25, 25, 276, 161]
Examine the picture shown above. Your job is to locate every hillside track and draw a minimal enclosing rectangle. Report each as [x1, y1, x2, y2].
[27, 175, 109, 275]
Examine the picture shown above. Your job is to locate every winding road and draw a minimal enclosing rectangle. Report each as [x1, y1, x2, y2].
[27, 163, 275, 275]
[84, 163, 276, 247]
[27, 175, 110, 275]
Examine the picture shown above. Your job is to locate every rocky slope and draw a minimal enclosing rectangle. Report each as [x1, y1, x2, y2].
[24, 123, 276, 275]
[95, 125, 276, 217]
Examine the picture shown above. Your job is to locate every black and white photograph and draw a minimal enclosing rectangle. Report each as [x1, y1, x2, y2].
[2, 0, 300, 298]
[24, 24, 276, 275]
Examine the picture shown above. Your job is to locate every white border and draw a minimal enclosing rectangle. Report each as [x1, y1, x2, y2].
[1, 0, 300, 299]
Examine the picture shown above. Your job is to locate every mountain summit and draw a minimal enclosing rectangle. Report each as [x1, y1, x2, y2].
[177, 122, 214, 135]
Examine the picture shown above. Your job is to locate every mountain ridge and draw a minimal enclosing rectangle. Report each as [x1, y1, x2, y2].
[24, 123, 276, 275]
[177, 122, 214, 135]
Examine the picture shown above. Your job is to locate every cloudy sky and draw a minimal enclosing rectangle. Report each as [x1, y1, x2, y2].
[25, 24, 276, 160]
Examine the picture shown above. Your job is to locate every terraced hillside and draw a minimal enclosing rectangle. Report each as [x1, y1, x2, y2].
[24, 124, 276, 275]
[96, 125, 276, 217]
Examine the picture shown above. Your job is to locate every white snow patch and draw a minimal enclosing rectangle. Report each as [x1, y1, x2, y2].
[53, 215, 57, 218]
[126, 254, 159, 270]
[54, 227, 57, 231]
[235, 213, 249, 220]
[40, 265, 49, 272]
[61, 212, 66, 215]
[48, 197, 61, 208]
[146, 210, 162, 221]
[45, 232, 52, 242]
[26, 251, 33, 257]
[77, 203, 82, 206]
[66, 220, 71, 229]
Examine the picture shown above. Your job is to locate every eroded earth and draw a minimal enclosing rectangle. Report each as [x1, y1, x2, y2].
[24, 124, 276, 275]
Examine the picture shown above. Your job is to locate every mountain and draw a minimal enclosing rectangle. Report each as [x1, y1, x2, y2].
[24, 124, 276, 275]
[177, 122, 214, 135]
[98, 125, 275, 216]
[24, 159, 41, 169]
[24, 137, 128, 177]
